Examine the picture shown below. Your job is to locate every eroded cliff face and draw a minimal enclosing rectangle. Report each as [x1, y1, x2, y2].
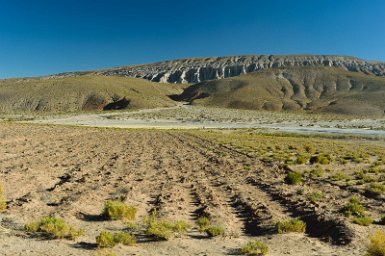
[51, 55, 385, 83]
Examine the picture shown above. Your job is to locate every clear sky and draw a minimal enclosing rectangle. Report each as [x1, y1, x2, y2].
[0, 0, 384, 78]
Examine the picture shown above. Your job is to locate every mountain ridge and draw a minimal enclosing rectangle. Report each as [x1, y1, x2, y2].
[48, 55, 385, 83]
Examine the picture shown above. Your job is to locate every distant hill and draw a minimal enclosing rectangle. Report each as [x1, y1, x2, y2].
[2, 55, 385, 116]
[50, 55, 385, 84]
[177, 67, 385, 116]
[0, 76, 183, 113]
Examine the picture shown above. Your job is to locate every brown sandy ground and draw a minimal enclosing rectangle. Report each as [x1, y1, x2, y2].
[0, 123, 383, 255]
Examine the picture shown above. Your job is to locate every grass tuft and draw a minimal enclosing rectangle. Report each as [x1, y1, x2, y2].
[367, 230, 385, 256]
[103, 200, 137, 221]
[353, 216, 373, 226]
[276, 219, 306, 234]
[284, 171, 302, 185]
[239, 240, 268, 255]
[25, 216, 83, 240]
[96, 231, 136, 248]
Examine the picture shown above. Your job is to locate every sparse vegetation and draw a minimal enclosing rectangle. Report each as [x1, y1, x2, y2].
[96, 231, 115, 248]
[276, 219, 306, 234]
[367, 230, 385, 256]
[343, 196, 365, 217]
[285, 171, 302, 185]
[196, 216, 224, 237]
[296, 154, 308, 164]
[307, 191, 324, 202]
[103, 200, 137, 221]
[352, 216, 373, 226]
[365, 183, 385, 196]
[205, 225, 225, 237]
[25, 216, 84, 240]
[144, 209, 190, 240]
[96, 231, 136, 248]
[239, 240, 268, 255]
[310, 155, 330, 165]
[197, 216, 211, 232]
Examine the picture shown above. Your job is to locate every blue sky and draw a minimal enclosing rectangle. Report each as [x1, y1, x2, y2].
[0, 0, 384, 78]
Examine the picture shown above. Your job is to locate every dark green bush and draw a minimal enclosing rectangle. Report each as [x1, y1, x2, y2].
[284, 171, 302, 185]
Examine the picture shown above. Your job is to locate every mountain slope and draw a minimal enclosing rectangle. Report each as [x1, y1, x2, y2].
[51, 55, 385, 83]
[177, 67, 385, 116]
[0, 76, 183, 113]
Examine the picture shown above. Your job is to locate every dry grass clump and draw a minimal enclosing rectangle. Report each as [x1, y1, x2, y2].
[343, 196, 365, 217]
[96, 231, 136, 248]
[343, 196, 373, 226]
[25, 216, 84, 240]
[205, 226, 225, 237]
[197, 216, 211, 232]
[307, 191, 324, 202]
[276, 218, 306, 234]
[367, 230, 385, 256]
[196, 216, 225, 237]
[239, 240, 268, 255]
[352, 216, 373, 226]
[310, 154, 330, 165]
[144, 209, 190, 240]
[103, 200, 137, 221]
[365, 183, 385, 196]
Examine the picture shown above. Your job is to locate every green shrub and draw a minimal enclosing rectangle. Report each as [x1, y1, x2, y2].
[276, 219, 306, 234]
[304, 145, 315, 154]
[173, 220, 191, 235]
[146, 220, 173, 240]
[296, 154, 308, 164]
[96, 231, 116, 248]
[205, 225, 225, 237]
[127, 221, 140, 231]
[310, 167, 323, 178]
[113, 232, 136, 246]
[284, 171, 302, 185]
[0, 185, 6, 212]
[343, 196, 365, 217]
[103, 200, 137, 221]
[307, 191, 323, 202]
[25, 217, 83, 240]
[367, 230, 385, 256]
[353, 216, 373, 226]
[197, 217, 211, 232]
[68, 225, 85, 240]
[366, 183, 385, 196]
[239, 240, 268, 255]
[310, 155, 330, 165]
[144, 209, 190, 240]
[329, 171, 350, 181]
[96, 231, 136, 248]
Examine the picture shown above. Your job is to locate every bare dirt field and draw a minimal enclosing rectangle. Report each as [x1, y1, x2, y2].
[0, 123, 384, 255]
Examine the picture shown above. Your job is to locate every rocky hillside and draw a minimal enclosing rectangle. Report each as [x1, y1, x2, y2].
[51, 55, 385, 84]
[177, 67, 385, 116]
[0, 76, 183, 113]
